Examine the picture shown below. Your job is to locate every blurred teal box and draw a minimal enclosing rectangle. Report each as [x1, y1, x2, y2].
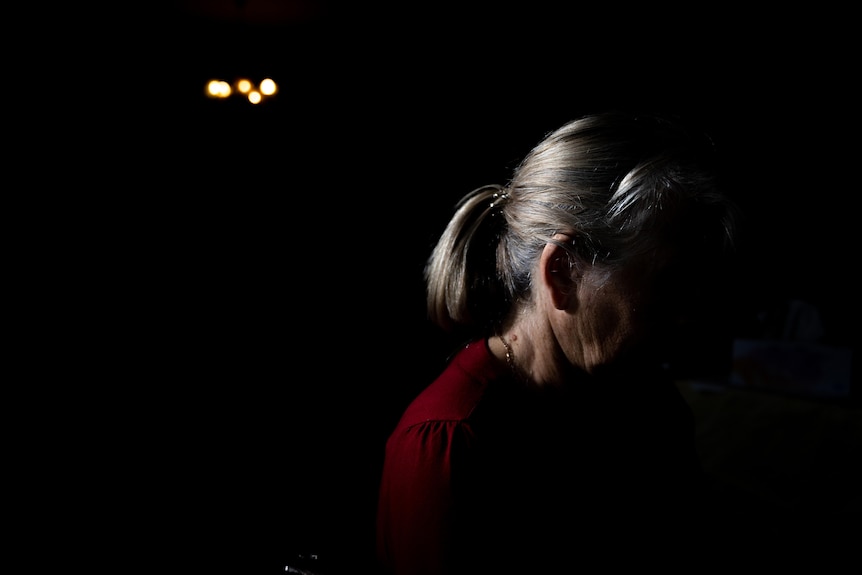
[730, 339, 853, 399]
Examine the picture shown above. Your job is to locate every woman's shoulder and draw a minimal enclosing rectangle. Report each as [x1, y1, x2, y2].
[394, 339, 508, 431]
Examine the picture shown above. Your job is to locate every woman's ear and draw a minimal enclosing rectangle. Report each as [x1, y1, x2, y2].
[540, 233, 578, 311]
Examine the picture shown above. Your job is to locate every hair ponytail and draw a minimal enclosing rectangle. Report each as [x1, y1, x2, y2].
[424, 185, 512, 335]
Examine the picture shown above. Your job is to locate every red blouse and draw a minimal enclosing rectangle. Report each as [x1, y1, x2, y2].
[375, 339, 707, 574]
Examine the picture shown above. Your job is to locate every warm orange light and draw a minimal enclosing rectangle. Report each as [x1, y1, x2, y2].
[206, 80, 232, 98]
[204, 77, 276, 103]
[260, 78, 277, 96]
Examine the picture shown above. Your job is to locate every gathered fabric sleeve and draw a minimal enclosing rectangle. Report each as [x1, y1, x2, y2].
[375, 418, 477, 575]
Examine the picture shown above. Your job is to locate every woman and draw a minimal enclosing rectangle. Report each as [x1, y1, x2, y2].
[376, 111, 740, 574]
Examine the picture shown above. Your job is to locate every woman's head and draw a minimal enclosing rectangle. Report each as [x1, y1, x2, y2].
[425, 111, 739, 369]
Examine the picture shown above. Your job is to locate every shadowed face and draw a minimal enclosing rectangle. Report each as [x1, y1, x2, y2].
[569, 241, 727, 373]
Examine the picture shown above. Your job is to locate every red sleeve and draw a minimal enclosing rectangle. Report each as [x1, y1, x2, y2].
[375, 418, 475, 575]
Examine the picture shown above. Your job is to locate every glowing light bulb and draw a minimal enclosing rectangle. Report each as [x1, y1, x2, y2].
[260, 78, 277, 96]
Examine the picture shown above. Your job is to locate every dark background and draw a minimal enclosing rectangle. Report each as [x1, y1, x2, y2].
[61, 2, 858, 572]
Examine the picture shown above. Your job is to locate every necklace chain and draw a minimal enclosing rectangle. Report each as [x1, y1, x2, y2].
[500, 335, 532, 386]
[499, 335, 516, 374]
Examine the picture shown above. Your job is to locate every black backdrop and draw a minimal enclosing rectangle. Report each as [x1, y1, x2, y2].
[84, 3, 858, 572]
